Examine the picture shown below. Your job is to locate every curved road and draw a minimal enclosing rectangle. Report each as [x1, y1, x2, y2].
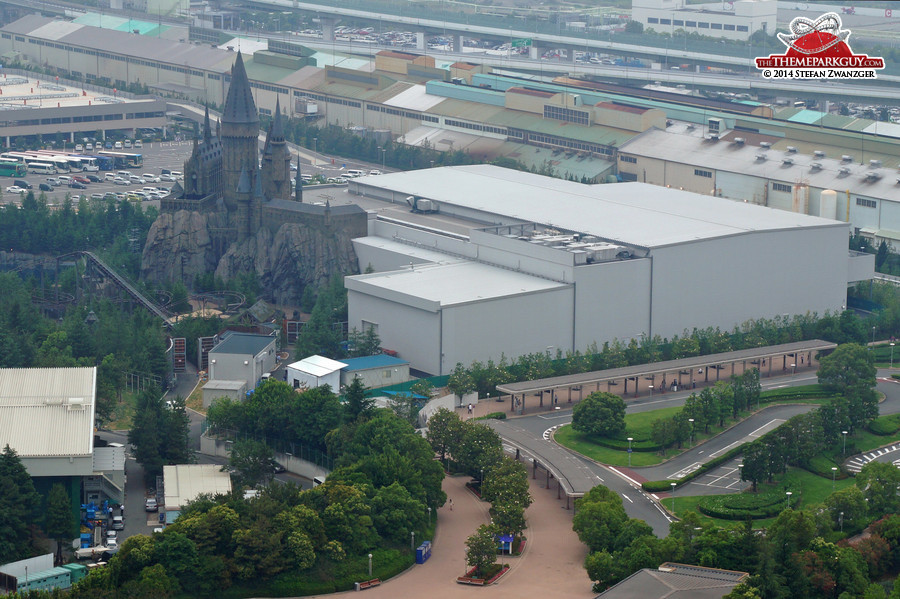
[492, 369, 900, 537]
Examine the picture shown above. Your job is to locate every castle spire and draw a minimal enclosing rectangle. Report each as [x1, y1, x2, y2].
[271, 97, 284, 142]
[203, 106, 212, 143]
[223, 51, 259, 125]
[216, 118, 220, 138]
[237, 164, 251, 193]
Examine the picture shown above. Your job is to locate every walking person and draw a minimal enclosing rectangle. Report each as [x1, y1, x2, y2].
[449, 498, 453, 511]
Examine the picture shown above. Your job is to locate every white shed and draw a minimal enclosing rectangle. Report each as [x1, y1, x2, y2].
[286, 355, 347, 391]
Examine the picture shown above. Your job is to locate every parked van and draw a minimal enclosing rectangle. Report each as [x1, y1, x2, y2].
[75, 144, 83, 152]
[14, 179, 32, 189]
[345, 169, 366, 177]
[29, 163, 56, 174]
[85, 143, 93, 151]
[57, 175, 72, 184]
[134, 140, 143, 148]
[117, 171, 130, 179]
[123, 140, 132, 148]
[104, 173, 116, 182]
[114, 141, 123, 149]
[313, 475, 327, 487]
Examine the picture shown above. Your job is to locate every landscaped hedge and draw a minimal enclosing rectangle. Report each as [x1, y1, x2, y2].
[804, 455, 846, 479]
[758, 385, 840, 404]
[698, 488, 800, 520]
[587, 435, 665, 453]
[868, 414, 900, 436]
[642, 445, 744, 492]
[476, 412, 507, 420]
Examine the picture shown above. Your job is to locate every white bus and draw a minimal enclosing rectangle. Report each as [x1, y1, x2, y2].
[29, 162, 57, 174]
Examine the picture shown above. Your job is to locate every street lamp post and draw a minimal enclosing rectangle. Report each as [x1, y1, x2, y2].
[411, 531, 415, 551]
[670, 482, 677, 512]
[688, 418, 695, 447]
[627, 437, 633, 467]
[842, 430, 848, 455]
[312, 137, 317, 168]
[832, 466, 838, 491]
[380, 146, 386, 172]
[892, 342, 896, 368]
[368, 553, 373, 577]
[839, 511, 844, 533]
[785, 491, 792, 510]
[649, 384, 654, 398]
[791, 363, 796, 378]
[873, 326, 877, 348]
[428, 506, 432, 526]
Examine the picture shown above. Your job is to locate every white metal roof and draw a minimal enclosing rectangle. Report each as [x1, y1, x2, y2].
[288, 355, 348, 378]
[619, 128, 900, 201]
[0, 367, 96, 457]
[382, 84, 446, 112]
[353, 165, 843, 249]
[163, 464, 232, 509]
[346, 260, 571, 310]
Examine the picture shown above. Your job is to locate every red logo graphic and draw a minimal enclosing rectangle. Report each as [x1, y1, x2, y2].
[755, 13, 884, 79]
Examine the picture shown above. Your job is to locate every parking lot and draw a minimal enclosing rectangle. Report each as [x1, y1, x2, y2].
[4, 141, 195, 206]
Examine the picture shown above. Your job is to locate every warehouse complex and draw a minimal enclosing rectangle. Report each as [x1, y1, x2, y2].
[346, 166, 871, 375]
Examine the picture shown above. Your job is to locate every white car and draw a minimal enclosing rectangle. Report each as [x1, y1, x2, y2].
[113, 177, 129, 185]
[5, 186, 25, 193]
[160, 174, 176, 182]
[85, 143, 93, 151]
[142, 174, 160, 183]
[134, 140, 143, 148]
[106, 538, 118, 549]
[128, 176, 146, 185]
[104, 173, 116, 182]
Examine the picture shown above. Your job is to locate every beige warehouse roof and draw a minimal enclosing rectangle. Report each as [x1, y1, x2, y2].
[164, 464, 232, 509]
[0, 367, 96, 457]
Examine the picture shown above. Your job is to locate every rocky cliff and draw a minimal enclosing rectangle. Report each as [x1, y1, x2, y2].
[141, 210, 359, 304]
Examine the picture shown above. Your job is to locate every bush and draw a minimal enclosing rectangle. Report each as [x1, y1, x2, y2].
[642, 480, 675, 493]
[867, 414, 900, 436]
[892, 373, 900, 381]
[698, 489, 799, 520]
[582, 436, 665, 453]
[805, 454, 845, 478]
[476, 412, 507, 420]
[758, 385, 840, 404]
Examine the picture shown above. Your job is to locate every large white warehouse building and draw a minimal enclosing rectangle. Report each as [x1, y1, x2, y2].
[346, 166, 871, 375]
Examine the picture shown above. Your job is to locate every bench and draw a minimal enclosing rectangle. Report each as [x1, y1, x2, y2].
[456, 577, 486, 586]
[357, 578, 381, 591]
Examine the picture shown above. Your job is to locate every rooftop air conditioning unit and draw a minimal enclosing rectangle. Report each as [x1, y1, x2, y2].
[810, 162, 822, 171]
[870, 159, 882, 168]
[839, 166, 851, 175]
[842, 155, 853, 163]
[782, 158, 794, 165]
[866, 171, 882, 181]
[734, 137, 745, 145]
[786, 146, 797, 153]
[760, 141, 772, 148]
[708, 135, 719, 141]
[755, 154, 767, 161]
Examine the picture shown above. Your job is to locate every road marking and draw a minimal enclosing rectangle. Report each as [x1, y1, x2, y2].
[668, 462, 702, 479]
[538, 413, 570, 420]
[606, 466, 643, 489]
[621, 493, 633, 503]
[749, 419, 784, 437]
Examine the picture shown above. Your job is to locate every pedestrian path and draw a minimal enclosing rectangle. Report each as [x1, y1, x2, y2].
[845, 444, 900, 473]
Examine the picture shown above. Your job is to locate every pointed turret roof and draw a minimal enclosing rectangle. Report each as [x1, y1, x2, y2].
[223, 52, 259, 125]
[237, 165, 251, 194]
[271, 98, 284, 142]
[203, 106, 212, 143]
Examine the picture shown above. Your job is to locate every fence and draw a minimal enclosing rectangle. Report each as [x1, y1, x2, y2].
[369, 374, 450, 396]
[204, 426, 333, 471]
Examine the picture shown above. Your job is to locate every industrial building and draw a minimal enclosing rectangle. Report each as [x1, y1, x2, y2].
[631, 0, 776, 41]
[286, 355, 347, 390]
[340, 355, 411, 389]
[207, 331, 277, 390]
[0, 367, 125, 508]
[617, 125, 900, 245]
[162, 464, 232, 524]
[345, 165, 871, 375]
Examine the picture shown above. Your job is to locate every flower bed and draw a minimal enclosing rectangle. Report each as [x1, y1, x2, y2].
[460, 564, 509, 585]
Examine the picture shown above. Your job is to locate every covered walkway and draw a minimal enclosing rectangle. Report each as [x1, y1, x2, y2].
[496, 340, 837, 413]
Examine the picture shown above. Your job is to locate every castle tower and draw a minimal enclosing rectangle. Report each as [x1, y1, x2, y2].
[221, 51, 260, 216]
[261, 97, 292, 201]
[235, 164, 252, 241]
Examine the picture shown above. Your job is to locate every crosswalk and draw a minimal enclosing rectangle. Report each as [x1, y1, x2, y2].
[846, 445, 900, 473]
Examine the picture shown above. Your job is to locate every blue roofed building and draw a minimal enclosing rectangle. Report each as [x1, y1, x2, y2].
[340, 355, 410, 390]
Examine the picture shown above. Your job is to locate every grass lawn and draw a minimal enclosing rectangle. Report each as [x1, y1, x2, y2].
[673, 467, 857, 528]
[105, 391, 138, 430]
[554, 426, 666, 467]
[185, 379, 205, 414]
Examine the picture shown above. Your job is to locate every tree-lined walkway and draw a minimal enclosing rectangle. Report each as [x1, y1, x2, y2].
[311, 468, 592, 598]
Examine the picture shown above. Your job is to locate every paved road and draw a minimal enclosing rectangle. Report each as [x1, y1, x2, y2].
[490, 368, 900, 535]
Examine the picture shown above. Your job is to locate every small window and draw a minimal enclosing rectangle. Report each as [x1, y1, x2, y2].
[620, 155, 637, 164]
[673, 20, 684, 26]
[648, 17, 659, 24]
[773, 183, 792, 192]
[737, 25, 749, 32]
[856, 198, 877, 209]
[711, 23, 722, 30]
[384, 369, 392, 378]
[698, 22, 710, 29]
[724, 24, 735, 31]
[686, 21, 697, 27]
[660, 18, 671, 25]
[694, 169, 712, 178]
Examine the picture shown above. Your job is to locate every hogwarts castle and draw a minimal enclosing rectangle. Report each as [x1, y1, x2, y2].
[143, 52, 366, 304]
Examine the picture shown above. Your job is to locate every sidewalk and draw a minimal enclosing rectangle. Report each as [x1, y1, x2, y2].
[316, 466, 593, 598]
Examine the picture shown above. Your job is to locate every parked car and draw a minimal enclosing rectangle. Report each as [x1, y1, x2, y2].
[69, 182, 87, 189]
[142, 173, 160, 183]
[46, 177, 60, 186]
[114, 141, 123, 149]
[105, 141, 113, 149]
[111, 515, 124, 530]
[129, 175, 145, 184]
[272, 461, 286, 473]
[38, 183, 52, 192]
[105, 530, 117, 542]
[160, 174, 176, 182]
[145, 497, 158, 512]
[5, 186, 25, 194]
[85, 143, 93, 151]
[86, 174, 101, 183]
[134, 140, 143, 148]
[104, 173, 116, 182]
[72, 175, 91, 184]
[106, 538, 118, 549]
[113, 178, 129, 185]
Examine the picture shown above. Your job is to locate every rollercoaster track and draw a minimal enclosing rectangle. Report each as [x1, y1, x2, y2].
[80, 251, 174, 327]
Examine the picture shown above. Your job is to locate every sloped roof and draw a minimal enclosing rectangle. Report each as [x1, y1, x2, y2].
[596, 563, 747, 599]
[341, 355, 410, 371]
[223, 52, 259, 125]
[164, 464, 232, 509]
[0, 367, 96, 457]
[209, 332, 274, 356]
[288, 355, 348, 378]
